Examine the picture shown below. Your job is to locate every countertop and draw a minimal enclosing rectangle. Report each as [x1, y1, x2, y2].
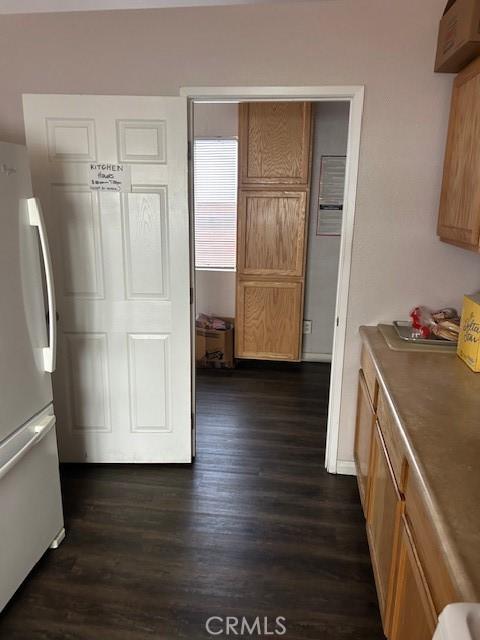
[360, 326, 480, 602]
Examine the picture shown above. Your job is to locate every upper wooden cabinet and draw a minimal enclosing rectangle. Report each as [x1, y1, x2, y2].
[239, 102, 312, 187]
[237, 190, 307, 277]
[438, 57, 480, 250]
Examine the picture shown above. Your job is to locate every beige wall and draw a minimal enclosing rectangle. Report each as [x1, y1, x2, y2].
[303, 101, 349, 360]
[2, 0, 480, 464]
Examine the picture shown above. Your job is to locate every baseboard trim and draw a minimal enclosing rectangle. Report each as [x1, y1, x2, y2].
[336, 460, 357, 476]
[302, 352, 332, 363]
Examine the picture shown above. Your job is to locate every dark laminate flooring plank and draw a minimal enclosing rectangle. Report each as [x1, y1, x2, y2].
[0, 362, 382, 639]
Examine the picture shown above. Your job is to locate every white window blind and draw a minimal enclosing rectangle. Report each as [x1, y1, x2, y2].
[194, 138, 238, 270]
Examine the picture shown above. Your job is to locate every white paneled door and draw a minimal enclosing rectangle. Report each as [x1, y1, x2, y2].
[23, 95, 191, 462]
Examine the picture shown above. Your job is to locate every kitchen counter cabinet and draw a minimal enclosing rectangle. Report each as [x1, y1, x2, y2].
[355, 327, 480, 637]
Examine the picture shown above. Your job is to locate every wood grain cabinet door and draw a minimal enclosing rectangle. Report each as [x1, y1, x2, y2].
[438, 57, 480, 250]
[239, 102, 312, 187]
[236, 280, 303, 360]
[237, 190, 307, 277]
[366, 423, 402, 633]
[354, 372, 375, 516]
[389, 516, 437, 640]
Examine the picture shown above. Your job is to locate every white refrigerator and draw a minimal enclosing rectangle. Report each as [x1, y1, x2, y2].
[0, 142, 64, 612]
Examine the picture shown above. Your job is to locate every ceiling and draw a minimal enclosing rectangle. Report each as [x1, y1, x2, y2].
[0, 0, 322, 14]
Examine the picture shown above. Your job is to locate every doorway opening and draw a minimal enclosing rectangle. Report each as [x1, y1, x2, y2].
[186, 90, 363, 473]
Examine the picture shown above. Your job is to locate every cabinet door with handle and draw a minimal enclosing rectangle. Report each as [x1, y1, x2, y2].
[390, 515, 437, 640]
[438, 57, 480, 250]
[366, 423, 402, 632]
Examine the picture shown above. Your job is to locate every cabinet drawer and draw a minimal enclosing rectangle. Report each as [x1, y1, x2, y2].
[377, 388, 405, 492]
[0, 413, 64, 611]
[404, 471, 458, 615]
[361, 345, 378, 408]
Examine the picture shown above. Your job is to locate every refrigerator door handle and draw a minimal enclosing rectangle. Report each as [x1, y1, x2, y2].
[27, 197, 57, 373]
[0, 415, 56, 482]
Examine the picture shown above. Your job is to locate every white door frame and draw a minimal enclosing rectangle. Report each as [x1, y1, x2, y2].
[181, 86, 364, 474]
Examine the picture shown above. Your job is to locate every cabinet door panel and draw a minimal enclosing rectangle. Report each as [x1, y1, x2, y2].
[354, 372, 375, 516]
[240, 102, 311, 186]
[366, 423, 402, 631]
[236, 280, 302, 360]
[404, 472, 458, 615]
[438, 58, 480, 249]
[390, 516, 437, 640]
[237, 190, 307, 276]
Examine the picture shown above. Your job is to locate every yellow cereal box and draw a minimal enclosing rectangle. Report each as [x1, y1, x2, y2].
[457, 293, 480, 372]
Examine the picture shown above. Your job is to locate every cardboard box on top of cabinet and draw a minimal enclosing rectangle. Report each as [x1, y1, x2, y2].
[457, 293, 480, 371]
[435, 0, 480, 73]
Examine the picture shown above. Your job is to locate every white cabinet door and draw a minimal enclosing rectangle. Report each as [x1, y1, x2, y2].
[23, 95, 191, 463]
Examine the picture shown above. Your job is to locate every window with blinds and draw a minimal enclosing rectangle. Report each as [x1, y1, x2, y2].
[193, 138, 238, 270]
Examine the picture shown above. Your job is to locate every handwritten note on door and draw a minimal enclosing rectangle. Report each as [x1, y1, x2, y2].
[88, 163, 131, 192]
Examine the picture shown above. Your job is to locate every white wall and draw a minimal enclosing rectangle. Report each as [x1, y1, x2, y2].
[193, 102, 237, 317]
[303, 102, 350, 360]
[195, 270, 236, 317]
[2, 0, 480, 464]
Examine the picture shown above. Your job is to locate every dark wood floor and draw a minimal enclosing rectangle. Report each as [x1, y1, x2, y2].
[0, 362, 383, 639]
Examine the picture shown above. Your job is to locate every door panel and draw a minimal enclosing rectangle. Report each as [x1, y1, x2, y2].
[438, 61, 480, 249]
[23, 95, 191, 463]
[238, 190, 307, 276]
[236, 280, 302, 360]
[239, 102, 311, 186]
[354, 372, 375, 516]
[0, 143, 53, 442]
[367, 423, 402, 631]
[390, 516, 437, 640]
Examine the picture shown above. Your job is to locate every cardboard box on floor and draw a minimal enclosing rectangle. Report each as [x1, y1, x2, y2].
[196, 317, 235, 369]
[435, 0, 480, 73]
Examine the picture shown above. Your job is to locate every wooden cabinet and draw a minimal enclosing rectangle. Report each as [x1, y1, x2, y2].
[235, 102, 312, 361]
[403, 472, 458, 614]
[353, 372, 375, 515]
[438, 57, 480, 250]
[389, 516, 437, 640]
[239, 102, 312, 187]
[236, 280, 303, 360]
[237, 190, 307, 277]
[366, 423, 402, 631]
[354, 335, 462, 638]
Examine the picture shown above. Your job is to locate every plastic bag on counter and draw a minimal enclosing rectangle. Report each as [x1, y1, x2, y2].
[409, 306, 460, 341]
[410, 306, 435, 338]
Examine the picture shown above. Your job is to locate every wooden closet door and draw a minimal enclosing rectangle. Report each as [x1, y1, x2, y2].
[236, 280, 303, 360]
[239, 103, 311, 187]
[235, 102, 312, 362]
[237, 190, 307, 277]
